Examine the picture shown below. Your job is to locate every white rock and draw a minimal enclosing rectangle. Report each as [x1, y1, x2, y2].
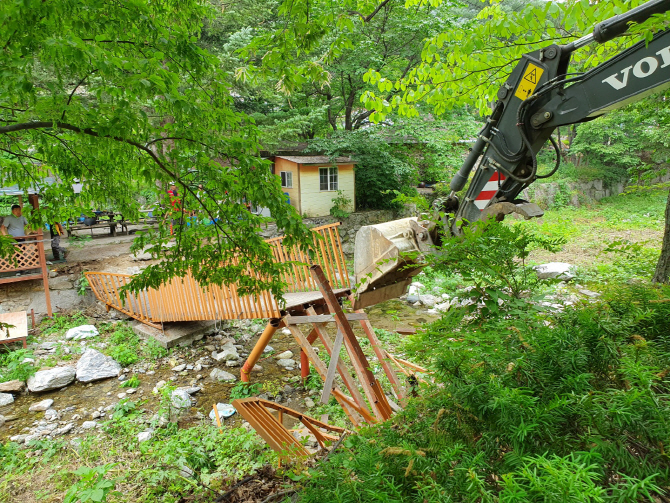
[171, 389, 192, 409]
[277, 358, 296, 368]
[44, 409, 58, 421]
[10, 434, 28, 443]
[172, 364, 187, 372]
[154, 380, 167, 391]
[214, 349, 239, 362]
[304, 398, 315, 408]
[117, 392, 127, 399]
[76, 349, 121, 383]
[225, 360, 240, 367]
[410, 281, 425, 289]
[28, 367, 76, 392]
[281, 328, 291, 336]
[91, 411, 101, 419]
[22, 358, 35, 365]
[276, 350, 293, 359]
[263, 345, 274, 353]
[177, 386, 201, 395]
[65, 325, 99, 341]
[125, 388, 137, 394]
[209, 403, 236, 423]
[137, 430, 153, 442]
[55, 423, 75, 436]
[419, 294, 438, 308]
[579, 289, 600, 298]
[0, 393, 14, 406]
[209, 368, 237, 382]
[534, 262, 574, 280]
[81, 421, 97, 429]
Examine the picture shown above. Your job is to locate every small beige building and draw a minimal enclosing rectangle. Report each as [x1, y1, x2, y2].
[273, 155, 356, 217]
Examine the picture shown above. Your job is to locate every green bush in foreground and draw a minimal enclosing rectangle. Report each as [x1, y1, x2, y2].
[300, 284, 670, 502]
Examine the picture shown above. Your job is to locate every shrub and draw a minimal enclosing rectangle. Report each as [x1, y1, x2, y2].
[0, 349, 36, 382]
[300, 284, 670, 502]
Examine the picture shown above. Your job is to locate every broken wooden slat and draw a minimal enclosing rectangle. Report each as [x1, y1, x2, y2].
[320, 328, 344, 405]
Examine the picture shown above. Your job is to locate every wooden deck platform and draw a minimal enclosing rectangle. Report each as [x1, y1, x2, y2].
[0, 311, 28, 348]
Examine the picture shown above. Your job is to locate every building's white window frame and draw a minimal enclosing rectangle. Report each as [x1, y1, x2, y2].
[319, 167, 338, 191]
[280, 171, 293, 188]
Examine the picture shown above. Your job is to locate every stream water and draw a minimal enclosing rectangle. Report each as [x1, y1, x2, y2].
[0, 299, 437, 441]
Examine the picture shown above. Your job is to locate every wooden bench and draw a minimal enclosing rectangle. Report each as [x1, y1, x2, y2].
[0, 311, 28, 349]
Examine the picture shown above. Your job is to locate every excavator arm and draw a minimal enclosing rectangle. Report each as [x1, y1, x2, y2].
[354, 0, 670, 307]
[448, 0, 670, 234]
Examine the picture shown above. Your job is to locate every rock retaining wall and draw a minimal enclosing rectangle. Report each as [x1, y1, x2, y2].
[525, 178, 627, 209]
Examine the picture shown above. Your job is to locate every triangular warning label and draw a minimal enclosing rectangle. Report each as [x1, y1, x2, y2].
[524, 68, 537, 84]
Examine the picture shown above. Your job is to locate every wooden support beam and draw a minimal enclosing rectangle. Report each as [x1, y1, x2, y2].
[307, 309, 369, 412]
[357, 313, 407, 407]
[285, 313, 368, 325]
[310, 265, 393, 422]
[287, 324, 366, 427]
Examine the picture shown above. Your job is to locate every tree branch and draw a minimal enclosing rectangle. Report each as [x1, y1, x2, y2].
[348, 0, 393, 23]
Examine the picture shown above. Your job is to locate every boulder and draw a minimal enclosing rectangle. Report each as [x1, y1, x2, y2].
[534, 262, 575, 280]
[277, 358, 297, 368]
[27, 366, 75, 392]
[65, 325, 99, 341]
[213, 349, 238, 362]
[0, 380, 25, 394]
[419, 294, 438, 308]
[0, 393, 14, 406]
[29, 399, 54, 412]
[76, 349, 121, 382]
[276, 350, 293, 360]
[209, 368, 237, 382]
[171, 389, 192, 409]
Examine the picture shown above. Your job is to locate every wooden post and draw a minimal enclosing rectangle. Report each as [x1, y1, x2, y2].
[240, 320, 280, 382]
[310, 265, 393, 421]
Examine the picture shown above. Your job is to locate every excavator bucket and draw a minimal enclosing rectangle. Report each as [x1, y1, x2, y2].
[353, 217, 434, 309]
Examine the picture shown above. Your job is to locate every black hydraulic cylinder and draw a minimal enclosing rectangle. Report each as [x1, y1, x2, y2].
[594, 0, 670, 43]
[450, 127, 489, 192]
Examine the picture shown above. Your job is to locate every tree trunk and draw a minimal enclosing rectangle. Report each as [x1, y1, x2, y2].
[652, 188, 670, 283]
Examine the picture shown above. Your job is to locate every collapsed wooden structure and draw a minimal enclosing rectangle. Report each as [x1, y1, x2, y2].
[86, 222, 415, 426]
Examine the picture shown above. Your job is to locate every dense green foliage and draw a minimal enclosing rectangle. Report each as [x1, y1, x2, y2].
[0, 0, 312, 297]
[432, 218, 565, 304]
[300, 283, 670, 502]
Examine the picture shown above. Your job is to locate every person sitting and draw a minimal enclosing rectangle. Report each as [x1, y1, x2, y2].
[0, 204, 32, 240]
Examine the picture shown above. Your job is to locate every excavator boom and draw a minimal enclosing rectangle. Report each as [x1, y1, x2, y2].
[354, 0, 670, 303]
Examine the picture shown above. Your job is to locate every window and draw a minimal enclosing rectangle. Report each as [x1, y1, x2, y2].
[319, 167, 338, 191]
[280, 171, 293, 188]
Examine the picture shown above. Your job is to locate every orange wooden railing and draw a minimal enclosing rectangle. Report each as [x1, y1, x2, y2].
[85, 222, 350, 327]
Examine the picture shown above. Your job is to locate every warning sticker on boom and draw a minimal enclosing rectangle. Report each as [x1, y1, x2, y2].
[514, 63, 544, 101]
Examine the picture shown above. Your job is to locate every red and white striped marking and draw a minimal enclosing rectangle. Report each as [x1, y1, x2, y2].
[474, 172, 505, 210]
